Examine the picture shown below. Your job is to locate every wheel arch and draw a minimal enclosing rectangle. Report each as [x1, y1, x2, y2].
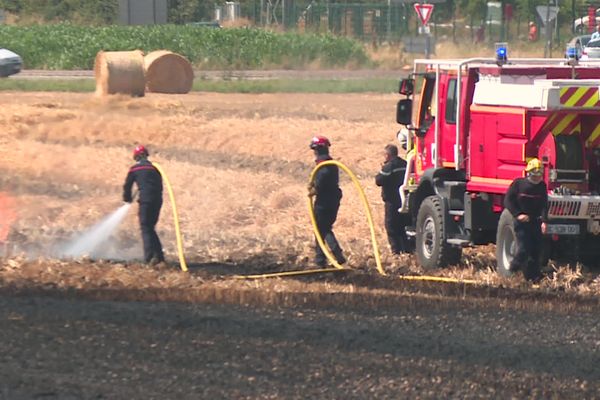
[410, 167, 466, 220]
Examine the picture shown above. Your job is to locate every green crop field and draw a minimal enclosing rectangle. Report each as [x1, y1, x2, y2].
[0, 23, 371, 70]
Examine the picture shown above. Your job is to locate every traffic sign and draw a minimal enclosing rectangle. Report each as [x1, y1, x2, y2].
[535, 5, 559, 26]
[414, 3, 434, 26]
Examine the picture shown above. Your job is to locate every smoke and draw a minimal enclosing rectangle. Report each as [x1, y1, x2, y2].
[58, 203, 133, 260]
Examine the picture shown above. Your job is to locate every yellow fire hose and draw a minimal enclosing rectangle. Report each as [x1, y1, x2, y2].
[308, 160, 385, 275]
[235, 159, 384, 279]
[236, 159, 480, 286]
[308, 161, 479, 285]
[152, 162, 188, 272]
[235, 267, 347, 279]
[151, 157, 478, 285]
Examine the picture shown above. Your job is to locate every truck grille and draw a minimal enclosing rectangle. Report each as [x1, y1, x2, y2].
[547, 196, 600, 219]
[587, 202, 600, 216]
[548, 200, 581, 217]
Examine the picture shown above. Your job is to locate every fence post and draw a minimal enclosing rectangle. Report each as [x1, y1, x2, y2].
[571, 0, 575, 34]
[452, 6, 456, 43]
[403, 3, 409, 36]
[470, 14, 474, 42]
[387, 0, 391, 42]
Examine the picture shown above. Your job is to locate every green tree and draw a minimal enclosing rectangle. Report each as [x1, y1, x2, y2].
[0, 0, 118, 24]
[168, 0, 213, 23]
[0, 0, 24, 13]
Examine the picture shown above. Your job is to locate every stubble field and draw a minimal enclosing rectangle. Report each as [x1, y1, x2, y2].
[2, 90, 600, 398]
[1, 91, 399, 268]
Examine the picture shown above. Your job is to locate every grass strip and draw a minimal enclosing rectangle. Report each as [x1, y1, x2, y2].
[193, 78, 398, 93]
[0, 78, 399, 94]
[0, 79, 95, 92]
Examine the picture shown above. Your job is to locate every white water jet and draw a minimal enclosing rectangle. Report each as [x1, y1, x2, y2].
[60, 203, 132, 259]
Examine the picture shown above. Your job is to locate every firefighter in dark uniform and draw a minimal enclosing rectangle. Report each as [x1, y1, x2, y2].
[308, 136, 346, 267]
[504, 158, 548, 282]
[375, 144, 410, 254]
[123, 145, 165, 265]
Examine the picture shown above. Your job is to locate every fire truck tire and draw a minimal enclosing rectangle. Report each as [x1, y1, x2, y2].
[495, 209, 516, 277]
[416, 195, 461, 269]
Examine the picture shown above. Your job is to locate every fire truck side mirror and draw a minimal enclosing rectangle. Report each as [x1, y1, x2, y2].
[399, 78, 414, 96]
[396, 99, 412, 125]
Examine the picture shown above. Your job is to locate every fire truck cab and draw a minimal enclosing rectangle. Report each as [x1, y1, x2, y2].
[396, 53, 600, 274]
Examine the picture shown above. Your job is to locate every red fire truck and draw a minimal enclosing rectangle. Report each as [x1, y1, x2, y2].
[395, 52, 600, 275]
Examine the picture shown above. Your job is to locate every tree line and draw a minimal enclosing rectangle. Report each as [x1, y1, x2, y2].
[0, 0, 590, 30]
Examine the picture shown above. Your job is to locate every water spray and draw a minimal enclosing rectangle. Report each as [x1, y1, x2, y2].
[60, 203, 132, 259]
[56, 161, 188, 271]
[59, 190, 137, 259]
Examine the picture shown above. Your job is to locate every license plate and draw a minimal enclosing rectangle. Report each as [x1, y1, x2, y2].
[545, 224, 580, 235]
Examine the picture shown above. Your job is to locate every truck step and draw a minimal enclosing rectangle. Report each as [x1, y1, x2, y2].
[448, 210, 464, 216]
[446, 238, 471, 246]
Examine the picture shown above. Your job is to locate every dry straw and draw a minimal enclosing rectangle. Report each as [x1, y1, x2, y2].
[94, 50, 146, 97]
[144, 50, 194, 94]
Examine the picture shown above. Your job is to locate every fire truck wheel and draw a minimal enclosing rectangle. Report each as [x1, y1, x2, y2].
[416, 195, 461, 269]
[496, 209, 516, 277]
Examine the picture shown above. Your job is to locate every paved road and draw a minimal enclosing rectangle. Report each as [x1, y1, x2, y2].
[14, 69, 405, 80]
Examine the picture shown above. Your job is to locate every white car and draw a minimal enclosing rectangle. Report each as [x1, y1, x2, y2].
[581, 39, 600, 59]
[0, 48, 22, 77]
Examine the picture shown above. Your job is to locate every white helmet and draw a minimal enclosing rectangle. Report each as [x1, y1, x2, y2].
[397, 128, 409, 150]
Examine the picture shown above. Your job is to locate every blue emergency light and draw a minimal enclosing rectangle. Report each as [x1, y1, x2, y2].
[495, 43, 508, 65]
[566, 45, 579, 61]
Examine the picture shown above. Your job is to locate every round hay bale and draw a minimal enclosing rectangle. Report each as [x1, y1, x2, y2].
[144, 50, 194, 94]
[94, 50, 146, 97]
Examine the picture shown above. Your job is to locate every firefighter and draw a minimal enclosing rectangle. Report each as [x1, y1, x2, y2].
[308, 136, 346, 267]
[528, 21, 538, 42]
[375, 144, 411, 254]
[504, 158, 548, 282]
[123, 145, 165, 265]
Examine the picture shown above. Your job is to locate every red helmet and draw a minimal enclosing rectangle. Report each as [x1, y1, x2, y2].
[133, 144, 148, 159]
[309, 136, 331, 150]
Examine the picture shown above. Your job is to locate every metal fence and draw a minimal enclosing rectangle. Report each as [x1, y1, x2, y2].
[241, 0, 579, 45]
[251, 1, 410, 42]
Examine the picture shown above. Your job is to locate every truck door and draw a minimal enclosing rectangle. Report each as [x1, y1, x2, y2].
[415, 73, 437, 172]
[440, 77, 458, 168]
